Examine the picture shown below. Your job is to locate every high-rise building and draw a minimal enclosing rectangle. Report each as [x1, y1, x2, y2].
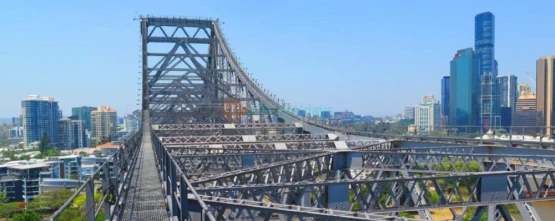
[91, 106, 117, 145]
[11, 116, 22, 127]
[475, 12, 496, 76]
[415, 95, 440, 134]
[497, 75, 518, 109]
[475, 12, 499, 132]
[536, 56, 555, 136]
[441, 76, 450, 126]
[512, 92, 537, 135]
[403, 107, 415, 120]
[21, 95, 60, 147]
[58, 118, 87, 149]
[72, 106, 96, 131]
[450, 48, 479, 131]
[9, 127, 23, 139]
[518, 83, 532, 95]
[320, 111, 331, 119]
[480, 73, 501, 131]
[124, 114, 140, 133]
[497, 75, 518, 129]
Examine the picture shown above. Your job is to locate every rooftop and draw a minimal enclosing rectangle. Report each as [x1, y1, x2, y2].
[92, 105, 116, 113]
[8, 163, 51, 170]
[24, 95, 55, 102]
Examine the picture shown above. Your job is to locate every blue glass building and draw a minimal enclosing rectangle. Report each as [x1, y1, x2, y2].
[441, 76, 450, 119]
[475, 12, 496, 76]
[475, 12, 500, 131]
[449, 48, 479, 131]
[22, 95, 60, 147]
[320, 111, 331, 119]
[72, 106, 96, 131]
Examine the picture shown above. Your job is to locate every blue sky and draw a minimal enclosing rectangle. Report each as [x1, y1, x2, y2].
[1, 0, 554, 117]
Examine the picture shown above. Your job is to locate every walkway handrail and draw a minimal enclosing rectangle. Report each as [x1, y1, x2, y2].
[43, 129, 143, 221]
[151, 128, 216, 221]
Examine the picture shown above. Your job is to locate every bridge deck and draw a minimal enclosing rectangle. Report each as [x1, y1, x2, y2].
[121, 131, 170, 221]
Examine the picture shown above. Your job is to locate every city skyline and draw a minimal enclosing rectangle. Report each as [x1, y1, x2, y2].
[1, 1, 555, 117]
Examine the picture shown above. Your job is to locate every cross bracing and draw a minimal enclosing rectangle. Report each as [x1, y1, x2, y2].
[159, 133, 339, 145]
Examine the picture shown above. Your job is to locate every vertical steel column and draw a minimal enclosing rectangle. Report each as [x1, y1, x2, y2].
[165, 151, 171, 195]
[170, 159, 179, 217]
[85, 180, 95, 221]
[328, 152, 350, 210]
[180, 175, 188, 220]
[102, 162, 111, 219]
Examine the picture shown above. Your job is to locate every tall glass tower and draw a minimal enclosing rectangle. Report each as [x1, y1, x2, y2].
[475, 12, 499, 132]
[21, 95, 60, 147]
[441, 76, 451, 127]
[475, 12, 496, 76]
[450, 48, 479, 132]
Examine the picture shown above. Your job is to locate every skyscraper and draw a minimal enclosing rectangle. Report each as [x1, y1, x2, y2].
[415, 95, 440, 134]
[536, 56, 555, 136]
[91, 106, 117, 145]
[475, 12, 496, 76]
[475, 12, 499, 132]
[498, 75, 518, 109]
[58, 118, 87, 149]
[21, 95, 60, 147]
[72, 106, 96, 131]
[497, 75, 518, 129]
[320, 111, 331, 119]
[441, 76, 450, 126]
[449, 48, 479, 131]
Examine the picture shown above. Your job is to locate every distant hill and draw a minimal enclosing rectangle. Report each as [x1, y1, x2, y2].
[0, 118, 11, 123]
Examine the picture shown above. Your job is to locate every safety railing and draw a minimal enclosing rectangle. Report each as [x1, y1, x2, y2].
[151, 128, 216, 221]
[42, 129, 143, 221]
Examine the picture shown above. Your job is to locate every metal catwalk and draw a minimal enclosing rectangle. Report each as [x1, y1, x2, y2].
[120, 130, 169, 220]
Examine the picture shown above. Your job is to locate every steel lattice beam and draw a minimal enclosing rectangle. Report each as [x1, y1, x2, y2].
[160, 133, 338, 145]
[199, 196, 426, 221]
[196, 170, 555, 213]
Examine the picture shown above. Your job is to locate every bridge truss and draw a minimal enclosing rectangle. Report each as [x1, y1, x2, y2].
[136, 16, 555, 221]
[51, 16, 555, 221]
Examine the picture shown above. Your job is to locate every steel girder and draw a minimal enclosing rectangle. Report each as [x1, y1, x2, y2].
[175, 151, 321, 176]
[154, 123, 300, 131]
[199, 196, 425, 221]
[160, 133, 337, 145]
[194, 170, 555, 215]
[165, 141, 354, 151]
[190, 153, 333, 186]
[355, 151, 555, 173]
[153, 123, 302, 136]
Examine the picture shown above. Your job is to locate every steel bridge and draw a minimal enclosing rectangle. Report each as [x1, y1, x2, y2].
[47, 17, 555, 221]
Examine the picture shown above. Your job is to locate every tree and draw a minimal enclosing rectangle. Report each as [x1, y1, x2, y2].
[44, 147, 61, 157]
[12, 210, 42, 221]
[38, 132, 50, 154]
[0, 192, 7, 203]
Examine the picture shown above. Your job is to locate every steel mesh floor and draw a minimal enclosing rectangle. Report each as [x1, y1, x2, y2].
[120, 131, 170, 220]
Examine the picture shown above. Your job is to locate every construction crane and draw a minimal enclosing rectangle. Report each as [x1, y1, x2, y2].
[526, 71, 536, 87]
